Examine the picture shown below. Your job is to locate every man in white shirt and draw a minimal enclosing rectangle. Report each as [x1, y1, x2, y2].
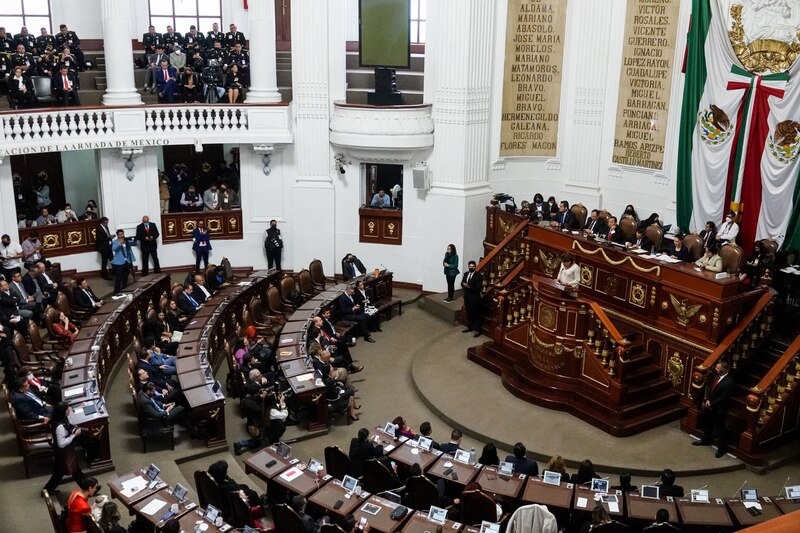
[716, 211, 739, 244]
[0, 234, 24, 280]
[192, 273, 213, 303]
[556, 253, 580, 294]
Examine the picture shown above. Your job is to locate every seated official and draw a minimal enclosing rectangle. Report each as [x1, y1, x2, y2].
[739, 241, 771, 287]
[134, 368, 180, 403]
[154, 59, 178, 103]
[658, 469, 684, 497]
[19, 365, 62, 404]
[627, 227, 654, 253]
[0, 294, 30, 336]
[349, 427, 384, 476]
[699, 221, 717, 248]
[191, 273, 213, 303]
[479, 442, 500, 466]
[570, 459, 598, 485]
[11, 378, 53, 422]
[370, 189, 391, 207]
[137, 382, 197, 437]
[21, 269, 46, 306]
[313, 315, 360, 372]
[602, 216, 627, 244]
[339, 285, 374, 343]
[341, 253, 367, 281]
[7, 272, 40, 321]
[208, 460, 262, 509]
[550, 201, 579, 230]
[179, 65, 201, 103]
[166, 299, 189, 330]
[8, 67, 35, 109]
[73, 278, 103, 311]
[51, 311, 79, 343]
[142, 309, 178, 355]
[583, 209, 608, 236]
[439, 428, 463, 455]
[695, 245, 722, 273]
[144, 46, 169, 93]
[353, 279, 381, 332]
[639, 212, 662, 231]
[642, 509, 682, 533]
[224, 63, 243, 104]
[290, 495, 324, 533]
[504, 442, 539, 476]
[322, 363, 359, 420]
[621, 204, 640, 225]
[36, 208, 57, 226]
[136, 350, 177, 391]
[416, 421, 441, 450]
[233, 385, 289, 455]
[52, 64, 80, 106]
[143, 337, 177, 375]
[546, 455, 571, 484]
[556, 253, 579, 291]
[668, 234, 689, 261]
[177, 284, 202, 316]
[56, 204, 79, 223]
[716, 211, 739, 244]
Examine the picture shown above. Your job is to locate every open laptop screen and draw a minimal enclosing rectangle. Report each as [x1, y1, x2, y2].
[342, 475, 359, 493]
[498, 461, 514, 476]
[427, 506, 448, 525]
[591, 478, 609, 493]
[145, 463, 160, 481]
[641, 485, 659, 499]
[741, 488, 758, 502]
[417, 436, 433, 451]
[542, 471, 562, 486]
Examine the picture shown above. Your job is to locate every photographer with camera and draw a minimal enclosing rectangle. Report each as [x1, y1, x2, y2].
[201, 59, 224, 103]
[232, 379, 289, 456]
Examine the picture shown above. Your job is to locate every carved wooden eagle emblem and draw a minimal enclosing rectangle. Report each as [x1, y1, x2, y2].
[669, 294, 701, 327]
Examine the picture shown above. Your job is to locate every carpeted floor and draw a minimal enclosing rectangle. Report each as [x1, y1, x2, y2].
[1, 280, 798, 531]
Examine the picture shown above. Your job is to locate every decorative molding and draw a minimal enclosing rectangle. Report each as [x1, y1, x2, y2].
[608, 166, 623, 180]
[546, 159, 563, 171]
[573, 86, 605, 127]
[491, 160, 507, 171]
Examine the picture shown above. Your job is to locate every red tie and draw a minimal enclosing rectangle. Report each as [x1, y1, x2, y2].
[711, 375, 721, 390]
[63, 75, 69, 91]
[163, 69, 168, 80]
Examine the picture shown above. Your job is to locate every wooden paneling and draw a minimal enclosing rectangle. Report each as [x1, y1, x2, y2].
[18, 219, 97, 257]
[160, 209, 243, 244]
[358, 207, 402, 245]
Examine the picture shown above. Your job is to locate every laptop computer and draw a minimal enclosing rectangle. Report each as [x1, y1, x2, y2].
[307, 458, 323, 474]
[691, 489, 709, 503]
[542, 470, 562, 486]
[274, 442, 292, 459]
[479, 522, 500, 533]
[383, 422, 397, 438]
[417, 436, 433, 451]
[454, 449, 472, 464]
[145, 463, 160, 481]
[172, 483, 188, 501]
[785, 485, 800, 499]
[641, 485, 660, 499]
[204, 505, 220, 522]
[427, 506, 448, 525]
[498, 461, 514, 476]
[591, 478, 609, 493]
[342, 475, 359, 495]
[741, 488, 759, 502]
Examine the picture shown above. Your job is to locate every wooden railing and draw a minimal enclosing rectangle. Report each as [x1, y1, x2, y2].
[477, 218, 529, 293]
[493, 278, 531, 330]
[745, 334, 800, 428]
[690, 289, 775, 395]
[586, 301, 630, 379]
[18, 219, 97, 258]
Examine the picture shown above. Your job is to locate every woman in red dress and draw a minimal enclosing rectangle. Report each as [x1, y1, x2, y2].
[52, 311, 79, 343]
[66, 477, 99, 533]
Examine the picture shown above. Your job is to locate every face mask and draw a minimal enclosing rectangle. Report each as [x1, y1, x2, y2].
[726, 217, 732, 223]
[548, 201, 553, 206]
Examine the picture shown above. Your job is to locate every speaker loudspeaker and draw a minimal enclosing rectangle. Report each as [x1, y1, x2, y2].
[412, 165, 428, 190]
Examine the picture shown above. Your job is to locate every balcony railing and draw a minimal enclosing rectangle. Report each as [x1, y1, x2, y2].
[0, 103, 293, 158]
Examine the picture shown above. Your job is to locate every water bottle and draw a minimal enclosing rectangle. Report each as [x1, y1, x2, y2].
[469, 447, 476, 465]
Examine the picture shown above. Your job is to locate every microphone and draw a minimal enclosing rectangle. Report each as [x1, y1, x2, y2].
[780, 476, 790, 497]
[733, 480, 748, 499]
[694, 485, 709, 491]
[373, 487, 406, 498]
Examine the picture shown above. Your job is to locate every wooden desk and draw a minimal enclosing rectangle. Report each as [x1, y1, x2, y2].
[772, 496, 800, 515]
[61, 366, 93, 388]
[352, 494, 411, 533]
[298, 300, 325, 311]
[359, 206, 403, 245]
[401, 510, 462, 532]
[173, 507, 233, 533]
[521, 477, 574, 511]
[281, 320, 308, 334]
[572, 487, 624, 517]
[68, 339, 96, 356]
[427, 455, 480, 487]
[176, 356, 202, 373]
[627, 493, 678, 525]
[63, 351, 96, 371]
[278, 332, 303, 347]
[368, 428, 407, 454]
[308, 479, 368, 518]
[108, 469, 168, 507]
[389, 441, 441, 471]
[280, 358, 312, 378]
[276, 345, 303, 362]
[476, 466, 526, 501]
[270, 464, 329, 498]
[75, 326, 100, 341]
[675, 498, 734, 529]
[244, 447, 292, 482]
[183, 384, 226, 449]
[179, 369, 213, 390]
[131, 488, 193, 527]
[724, 497, 782, 527]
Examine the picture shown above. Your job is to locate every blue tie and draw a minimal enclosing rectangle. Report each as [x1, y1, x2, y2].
[187, 294, 199, 310]
[150, 397, 165, 413]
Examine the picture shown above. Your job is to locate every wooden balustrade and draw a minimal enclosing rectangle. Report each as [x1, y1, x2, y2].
[745, 334, 800, 428]
[586, 301, 629, 380]
[477, 214, 529, 294]
[18, 219, 98, 258]
[160, 209, 243, 244]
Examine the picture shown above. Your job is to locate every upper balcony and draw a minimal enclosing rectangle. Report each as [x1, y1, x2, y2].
[0, 103, 294, 159]
[329, 101, 434, 162]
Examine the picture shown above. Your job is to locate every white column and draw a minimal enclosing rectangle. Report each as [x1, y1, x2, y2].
[101, 0, 143, 106]
[0, 159, 18, 234]
[245, 0, 282, 103]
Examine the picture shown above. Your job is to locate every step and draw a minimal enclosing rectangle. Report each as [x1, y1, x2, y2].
[417, 291, 463, 326]
[622, 363, 661, 383]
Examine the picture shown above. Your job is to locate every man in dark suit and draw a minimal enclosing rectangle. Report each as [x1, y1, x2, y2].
[603, 216, 627, 244]
[416, 421, 440, 450]
[582, 209, 608, 236]
[52, 64, 80, 106]
[339, 285, 374, 343]
[699, 221, 717, 248]
[95, 217, 113, 279]
[657, 469, 684, 497]
[155, 59, 178, 103]
[551, 201, 579, 230]
[11, 378, 52, 421]
[191, 273, 213, 304]
[177, 284, 201, 317]
[439, 429, 463, 455]
[460, 261, 483, 338]
[136, 351, 176, 391]
[73, 278, 103, 311]
[504, 442, 539, 476]
[627, 228, 654, 253]
[341, 254, 366, 281]
[348, 427, 383, 476]
[316, 310, 356, 368]
[21, 268, 46, 305]
[692, 360, 735, 458]
[135, 215, 161, 276]
[137, 382, 195, 436]
[7, 271, 39, 321]
[33, 261, 59, 307]
[0, 281, 29, 334]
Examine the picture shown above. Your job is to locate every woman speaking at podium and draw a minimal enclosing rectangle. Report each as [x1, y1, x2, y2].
[557, 253, 580, 296]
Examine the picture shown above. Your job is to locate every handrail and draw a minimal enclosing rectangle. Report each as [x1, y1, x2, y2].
[496, 261, 526, 289]
[695, 289, 775, 373]
[751, 334, 800, 395]
[476, 219, 528, 272]
[587, 301, 626, 346]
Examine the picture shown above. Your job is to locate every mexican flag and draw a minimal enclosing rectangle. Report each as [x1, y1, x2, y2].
[676, 0, 800, 252]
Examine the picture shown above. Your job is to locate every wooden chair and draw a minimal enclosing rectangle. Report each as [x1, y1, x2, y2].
[43, 488, 66, 533]
[372, 281, 402, 320]
[249, 296, 284, 330]
[297, 269, 317, 299]
[459, 489, 509, 528]
[406, 475, 440, 511]
[205, 264, 218, 287]
[324, 445, 355, 480]
[130, 383, 174, 452]
[683, 234, 704, 262]
[194, 470, 226, 517]
[598, 210, 610, 224]
[28, 321, 68, 360]
[44, 307, 72, 348]
[720, 244, 743, 274]
[362, 459, 402, 495]
[7, 402, 54, 477]
[280, 275, 303, 308]
[227, 492, 270, 530]
[645, 224, 664, 252]
[570, 203, 588, 228]
[309, 259, 327, 291]
[58, 287, 91, 322]
[221, 257, 236, 282]
[619, 217, 637, 241]
[272, 503, 307, 533]
[266, 286, 292, 319]
[12, 332, 60, 377]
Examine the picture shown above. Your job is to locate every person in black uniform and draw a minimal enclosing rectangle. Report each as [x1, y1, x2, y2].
[141, 25, 163, 67]
[461, 261, 483, 337]
[135, 215, 161, 276]
[0, 27, 14, 54]
[95, 217, 113, 279]
[183, 25, 205, 54]
[10, 43, 36, 76]
[224, 42, 249, 85]
[55, 25, 84, 70]
[349, 427, 383, 476]
[224, 24, 246, 49]
[264, 219, 283, 271]
[13, 27, 35, 52]
[35, 28, 56, 55]
[692, 360, 735, 458]
[162, 25, 182, 52]
[206, 23, 223, 48]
